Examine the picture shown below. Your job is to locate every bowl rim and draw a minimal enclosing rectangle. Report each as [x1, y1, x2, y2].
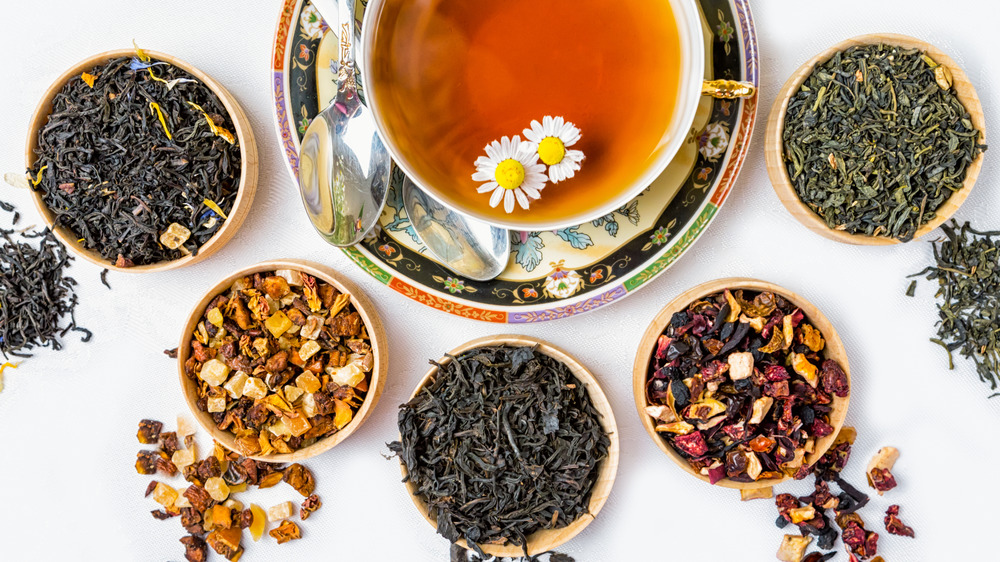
[176, 259, 388, 463]
[764, 33, 986, 246]
[398, 334, 620, 557]
[24, 48, 259, 272]
[631, 277, 851, 489]
[358, 0, 706, 232]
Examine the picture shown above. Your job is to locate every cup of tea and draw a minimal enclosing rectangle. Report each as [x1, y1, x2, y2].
[359, 0, 751, 232]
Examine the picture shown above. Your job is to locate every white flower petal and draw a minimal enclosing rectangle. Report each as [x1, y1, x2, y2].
[564, 149, 585, 163]
[520, 185, 542, 199]
[489, 186, 505, 208]
[472, 170, 494, 182]
[514, 188, 529, 209]
[503, 189, 515, 213]
[477, 181, 499, 193]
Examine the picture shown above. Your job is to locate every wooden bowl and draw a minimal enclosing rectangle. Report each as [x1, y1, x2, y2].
[24, 49, 259, 272]
[401, 335, 620, 557]
[765, 34, 985, 245]
[632, 278, 851, 489]
[177, 259, 387, 462]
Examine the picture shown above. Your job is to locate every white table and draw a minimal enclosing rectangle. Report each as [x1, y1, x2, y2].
[1, 0, 997, 559]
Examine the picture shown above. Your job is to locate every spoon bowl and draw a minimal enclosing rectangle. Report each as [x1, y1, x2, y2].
[297, 0, 390, 247]
[403, 176, 510, 282]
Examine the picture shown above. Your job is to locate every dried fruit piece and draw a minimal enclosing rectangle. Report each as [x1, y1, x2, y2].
[138, 419, 163, 444]
[884, 505, 915, 538]
[267, 501, 294, 522]
[866, 447, 899, 495]
[152, 482, 179, 508]
[160, 222, 192, 250]
[204, 477, 230, 502]
[200, 359, 231, 387]
[206, 526, 242, 560]
[269, 520, 301, 544]
[740, 487, 773, 501]
[283, 464, 316, 497]
[776, 534, 812, 562]
[249, 504, 267, 541]
[300, 494, 321, 519]
[791, 353, 819, 388]
[180, 535, 208, 562]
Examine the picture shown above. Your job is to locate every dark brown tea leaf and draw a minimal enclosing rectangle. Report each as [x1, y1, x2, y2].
[30, 56, 242, 265]
[390, 345, 609, 557]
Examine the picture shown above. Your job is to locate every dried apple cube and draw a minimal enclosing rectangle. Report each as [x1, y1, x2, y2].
[249, 504, 267, 541]
[301, 315, 324, 340]
[283, 385, 304, 404]
[791, 353, 819, 388]
[776, 534, 812, 562]
[171, 448, 196, 470]
[301, 393, 317, 418]
[298, 340, 321, 362]
[174, 492, 192, 509]
[209, 505, 233, 529]
[727, 352, 754, 381]
[267, 501, 294, 522]
[177, 415, 196, 439]
[224, 372, 249, 399]
[328, 363, 365, 388]
[285, 414, 312, 437]
[295, 372, 321, 394]
[152, 482, 179, 508]
[264, 311, 292, 338]
[205, 477, 230, 502]
[242, 377, 268, 400]
[740, 487, 773, 501]
[207, 395, 227, 413]
[159, 222, 191, 250]
[200, 359, 231, 387]
[275, 269, 303, 286]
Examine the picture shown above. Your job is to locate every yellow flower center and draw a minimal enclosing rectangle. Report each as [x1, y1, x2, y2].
[538, 137, 566, 166]
[494, 159, 525, 190]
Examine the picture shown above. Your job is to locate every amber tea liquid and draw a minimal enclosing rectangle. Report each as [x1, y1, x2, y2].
[368, 0, 683, 225]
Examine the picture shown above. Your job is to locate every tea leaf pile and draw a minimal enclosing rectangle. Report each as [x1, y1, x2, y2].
[31, 56, 241, 265]
[0, 201, 90, 358]
[390, 345, 609, 557]
[911, 221, 1000, 395]
[783, 44, 986, 241]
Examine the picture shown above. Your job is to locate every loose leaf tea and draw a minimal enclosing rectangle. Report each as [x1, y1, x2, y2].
[0, 200, 89, 358]
[183, 270, 374, 456]
[783, 44, 986, 241]
[644, 289, 849, 484]
[910, 220, 1000, 394]
[390, 345, 610, 557]
[30, 55, 241, 266]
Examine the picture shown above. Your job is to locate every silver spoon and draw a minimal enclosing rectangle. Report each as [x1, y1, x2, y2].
[402, 176, 510, 282]
[296, 0, 390, 247]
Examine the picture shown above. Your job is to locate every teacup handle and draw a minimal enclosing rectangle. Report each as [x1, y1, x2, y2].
[702, 79, 756, 99]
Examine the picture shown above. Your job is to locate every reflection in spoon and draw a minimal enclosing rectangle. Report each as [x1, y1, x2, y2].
[403, 176, 509, 282]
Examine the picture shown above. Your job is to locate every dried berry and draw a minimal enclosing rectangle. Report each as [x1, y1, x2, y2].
[884, 505, 915, 538]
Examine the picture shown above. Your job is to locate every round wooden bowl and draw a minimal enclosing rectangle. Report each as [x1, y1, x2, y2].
[401, 335, 620, 557]
[177, 259, 387, 462]
[24, 49, 259, 272]
[765, 34, 985, 245]
[632, 277, 851, 489]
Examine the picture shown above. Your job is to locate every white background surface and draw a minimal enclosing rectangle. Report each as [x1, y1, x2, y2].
[1, 0, 998, 560]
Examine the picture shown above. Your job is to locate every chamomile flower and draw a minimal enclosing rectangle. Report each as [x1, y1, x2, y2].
[472, 135, 547, 213]
[523, 116, 585, 183]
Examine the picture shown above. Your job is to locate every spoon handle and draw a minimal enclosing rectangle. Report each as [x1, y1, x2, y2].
[336, 0, 356, 69]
